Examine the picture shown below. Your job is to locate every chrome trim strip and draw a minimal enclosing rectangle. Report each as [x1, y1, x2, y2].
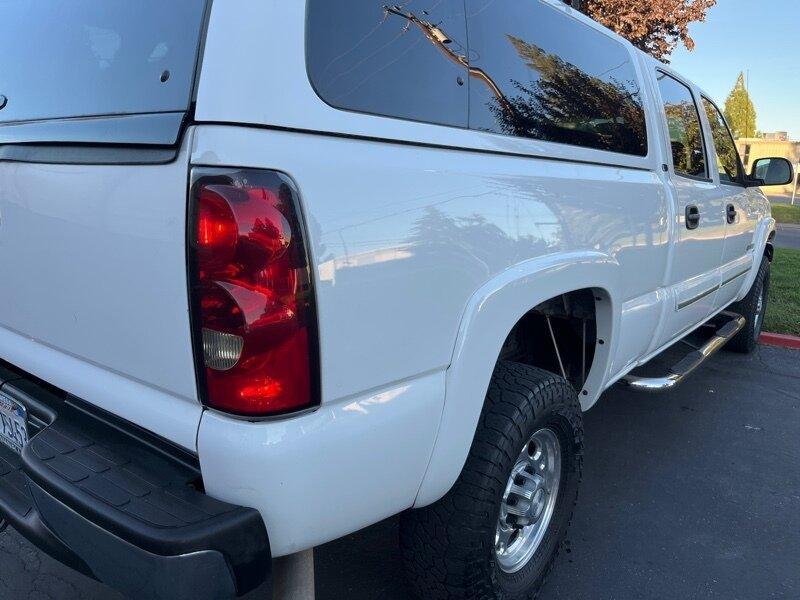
[621, 312, 746, 393]
[677, 284, 720, 310]
[721, 267, 750, 287]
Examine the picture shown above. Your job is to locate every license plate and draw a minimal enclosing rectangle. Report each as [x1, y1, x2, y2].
[0, 392, 29, 454]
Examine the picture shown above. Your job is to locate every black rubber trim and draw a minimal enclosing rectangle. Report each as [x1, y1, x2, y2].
[0, 373, 94, 576]
[0, 444, 94, 578]
[715, 317, 742, 339]
[670, 351, 704, 376]
[0, 112, 185, 146]
[0, 144, 178, 165]
[29, 484, 238, 600]
[0, 361, 270, 598]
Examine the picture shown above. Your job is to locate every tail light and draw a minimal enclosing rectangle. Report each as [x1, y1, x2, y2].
[188, 169, 319, 416]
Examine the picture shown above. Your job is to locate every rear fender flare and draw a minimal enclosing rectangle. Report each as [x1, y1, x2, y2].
[414, 252, 620, 507]
[738, 216, 776, 301]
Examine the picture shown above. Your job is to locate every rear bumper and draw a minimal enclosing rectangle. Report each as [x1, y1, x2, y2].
[0, 361, 270, 599]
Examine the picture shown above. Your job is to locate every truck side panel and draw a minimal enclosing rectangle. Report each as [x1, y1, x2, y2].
[191, 124, 670, 552]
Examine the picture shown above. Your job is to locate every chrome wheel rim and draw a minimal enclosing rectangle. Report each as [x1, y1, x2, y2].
[494, 428, 561, 573]
[754, 287, 765, 336]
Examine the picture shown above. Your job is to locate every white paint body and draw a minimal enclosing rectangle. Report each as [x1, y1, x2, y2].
[0, 0, 774, 557]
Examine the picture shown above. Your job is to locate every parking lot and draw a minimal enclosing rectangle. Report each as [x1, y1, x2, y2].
[1, 345, 798, 599]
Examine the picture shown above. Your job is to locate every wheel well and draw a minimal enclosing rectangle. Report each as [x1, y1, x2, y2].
[498, 289, 599, 393]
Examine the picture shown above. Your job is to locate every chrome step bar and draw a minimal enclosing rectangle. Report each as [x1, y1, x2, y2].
[621, 312, 746, 393]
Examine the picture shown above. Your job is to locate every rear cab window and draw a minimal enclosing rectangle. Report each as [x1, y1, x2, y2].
[464, 0, 648, 156]
[306, 0, 469, 128]
[0, 0, 208, 143]
[306, 0, 648, 157]
[655, 72, 708, 180]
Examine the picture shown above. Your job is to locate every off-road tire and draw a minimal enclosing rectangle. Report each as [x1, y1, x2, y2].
[727, 255, 771, 354]
[400, 361, 583, 599]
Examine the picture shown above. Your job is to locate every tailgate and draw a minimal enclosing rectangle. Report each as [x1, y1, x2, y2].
[0, 1, 208, 450]
[0, 143, 200, 449]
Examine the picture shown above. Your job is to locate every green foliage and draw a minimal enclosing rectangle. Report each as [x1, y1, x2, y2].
[723, 73, 757, 139]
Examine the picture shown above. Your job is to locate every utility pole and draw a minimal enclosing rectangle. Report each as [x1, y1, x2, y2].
[273, 550, 315, 600]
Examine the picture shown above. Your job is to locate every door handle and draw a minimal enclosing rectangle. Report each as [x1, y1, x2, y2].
[685, 205, 700, 230]
[726, 203, 737, 224]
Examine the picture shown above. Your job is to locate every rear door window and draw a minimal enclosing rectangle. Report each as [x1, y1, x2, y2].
[464, 0, 648, 156]
[306, 0, 469, 128]
[656, 72, 707, 179]
[0, 0, 207, 124]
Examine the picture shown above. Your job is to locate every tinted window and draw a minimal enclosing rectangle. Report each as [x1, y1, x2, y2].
[656, 73, 706, 179]
[307, 1, 468, 127]
[702, 98, 744, 184]
[465, 0, 647, 155]
[0, 0, 206, 124]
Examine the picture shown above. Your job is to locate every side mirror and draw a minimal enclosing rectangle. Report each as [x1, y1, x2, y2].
[749, 157, 794, 187]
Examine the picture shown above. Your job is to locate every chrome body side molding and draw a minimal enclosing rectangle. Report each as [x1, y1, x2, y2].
[677, 284, 720, 310]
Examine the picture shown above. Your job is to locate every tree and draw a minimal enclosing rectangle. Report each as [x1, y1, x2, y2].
[578, 0, 716, 61]
[723, 72, 757, 139]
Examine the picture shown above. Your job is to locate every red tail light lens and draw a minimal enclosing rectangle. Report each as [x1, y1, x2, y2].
[188, 170, 319, 416]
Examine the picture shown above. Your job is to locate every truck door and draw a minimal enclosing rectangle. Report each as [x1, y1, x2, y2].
[699, 97, 757, 308]
[653, 70, 727, 346]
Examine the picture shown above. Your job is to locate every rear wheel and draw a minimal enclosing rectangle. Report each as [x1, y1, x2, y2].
[727, 255, 770, 354]
[400, 362, 583, 599]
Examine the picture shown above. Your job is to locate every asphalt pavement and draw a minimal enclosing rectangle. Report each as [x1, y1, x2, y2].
[767, 195, 800, 250]
[775, 223, 800, 250]
[1, 345, 798, 599]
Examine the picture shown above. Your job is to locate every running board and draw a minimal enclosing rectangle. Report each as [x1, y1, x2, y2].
[621, 312, 746, 393]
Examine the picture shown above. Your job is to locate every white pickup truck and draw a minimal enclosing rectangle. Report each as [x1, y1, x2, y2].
[0, 1, 791, 599]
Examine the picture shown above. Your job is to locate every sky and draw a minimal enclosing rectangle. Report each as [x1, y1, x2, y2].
[669, 0, 800, 139]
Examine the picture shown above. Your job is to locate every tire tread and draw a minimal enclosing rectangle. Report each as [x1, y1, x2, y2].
[400, 362, 583, 599]
[727, 255, 770, 353]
